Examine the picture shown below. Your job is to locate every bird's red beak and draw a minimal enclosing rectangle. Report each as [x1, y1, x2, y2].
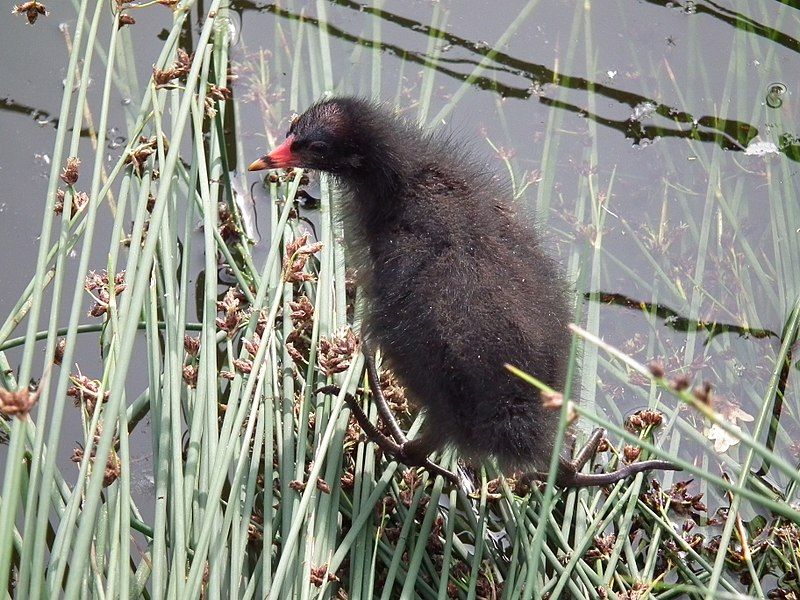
[248, 135, 296, 171]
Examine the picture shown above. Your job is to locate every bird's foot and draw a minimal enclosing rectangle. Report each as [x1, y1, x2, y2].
[524, 428, 681, 488]
[316, 385, 460, 486]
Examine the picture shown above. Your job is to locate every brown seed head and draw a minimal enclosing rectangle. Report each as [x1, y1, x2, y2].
[217, 202, 240, 241]
[184, 334, 200, 356]
[289, 295, 314, 330]
[125, 136, 161, 176]
[623, 444, 641, 463]
[216, 288, 244, 337]
[103, 453, 122, 486]
[585, 533, 616, 560]
[692, 381, 713, 406]
[340, 471, 355, 489]
[283, 233, 324, 283]
[309, 564, 338, 587]
[647, 359, 665, 379]
[208, 84, 232, 101]
[152, 48, 192, 88]
[54, 338, 66, 366]
[182, 365, 198, 388]
[54, 189, 65, 214]
[0, 385, 39, 419]
[243, 334, 261, 358]
[317, 328, 358, 377]
[233, 359, 253, 374]
[60, 157, 81, 185]
[67, 369, 109, 414]
[12, 1, 48, 24]
[72, 191, 89, 215]
[625, 409, 664, 433]
[669, 372, 691, 392]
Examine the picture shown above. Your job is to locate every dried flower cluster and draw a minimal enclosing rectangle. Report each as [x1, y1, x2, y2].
[643, 479, 706, 519]
[71, 444, 121, 487]
[247, 512, 263, 542]
[585, 533, 617, 560]
[184, 334, 200, 356]
[59, 157, 81, 185]
[622, 444, 642, 463]
[153, 48, 192, 88]
[309, 564, 338, 587]
[216, 288, 246, 337]
[398, 469, 423, 507]
[283, 234, 323, 283]
[217, 202, 240, 241]
[208, 84, 232, 102]
[625, 409, 664, 433]
[286, 295, 314, 365]
[67, 369, 110, 414]
[646, 359, 665, 378]
[317, 328, 358, 377]
[54, 338, 66, 365]
[669, 372, 691, 392]
[0, 384, 39, 419]
[233, 358, 252, 374]
[125, 135, 167, 177]
[204, 84, 232, 118]
[242, 334, 260, 358]
[54, 189, 89, 217]
[84, 270, 126, 317]
[379, 370, 408, 415]
[182, 365, 198, 388]
[12, 1, 48, 24]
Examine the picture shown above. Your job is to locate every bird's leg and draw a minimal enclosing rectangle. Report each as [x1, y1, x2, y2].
[316, 383, 459, 485]
[526, 428, 682, 488]
[570, 427, 606, 471]
[316, 385, 403, 458]
[362, 343, 406, 443]
[361, 347, 459, 483]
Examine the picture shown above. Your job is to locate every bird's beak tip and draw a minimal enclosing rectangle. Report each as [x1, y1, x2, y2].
[247, 157, 271, 172]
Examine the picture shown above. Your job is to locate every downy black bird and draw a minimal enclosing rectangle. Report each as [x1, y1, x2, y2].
[249, 97, 678, 487]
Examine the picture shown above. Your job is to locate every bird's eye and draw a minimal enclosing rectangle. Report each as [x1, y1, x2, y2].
[308, 141, 329, 154]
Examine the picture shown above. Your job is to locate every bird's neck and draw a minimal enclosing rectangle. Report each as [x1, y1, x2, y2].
[340, 154, 413, 232]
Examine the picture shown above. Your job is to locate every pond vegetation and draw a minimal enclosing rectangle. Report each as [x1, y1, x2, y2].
[1, 0, 799, 598]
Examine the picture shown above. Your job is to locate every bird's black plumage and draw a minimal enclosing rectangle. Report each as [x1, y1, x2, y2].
[253, 97, 572, 473]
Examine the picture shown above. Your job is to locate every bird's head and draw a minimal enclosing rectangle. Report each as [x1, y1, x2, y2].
[248, 98, 369, 177]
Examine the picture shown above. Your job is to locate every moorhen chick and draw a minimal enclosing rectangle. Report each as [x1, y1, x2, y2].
[249, 97, 678, 487]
